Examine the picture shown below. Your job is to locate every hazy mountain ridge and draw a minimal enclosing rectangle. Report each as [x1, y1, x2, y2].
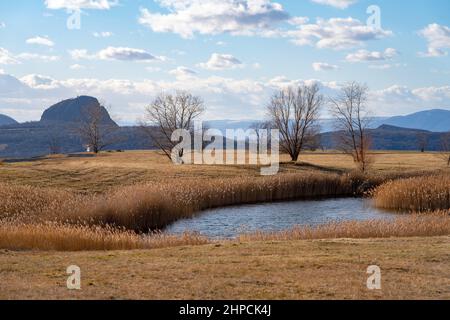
[0, 97, 449, 158]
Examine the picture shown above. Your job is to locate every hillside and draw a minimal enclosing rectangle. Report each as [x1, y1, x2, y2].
[40, 96, 118, 127]
[320, 124, 447, 151]
[380, 109, 450, 132]
[0, 114, 18, 126]
[0, 96, 151, 158]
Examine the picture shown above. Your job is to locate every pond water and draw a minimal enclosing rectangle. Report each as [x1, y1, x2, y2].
[164, 198, 396, 239]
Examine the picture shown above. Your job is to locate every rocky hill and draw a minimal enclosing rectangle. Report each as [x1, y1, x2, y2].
[0, 114, 18, 126]
[40, 96, 118, 127]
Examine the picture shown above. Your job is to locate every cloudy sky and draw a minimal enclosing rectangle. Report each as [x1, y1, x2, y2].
[0, 0, 449, 124]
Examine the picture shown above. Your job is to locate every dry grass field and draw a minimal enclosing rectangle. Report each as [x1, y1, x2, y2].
[0, 150, 449, 299]
[0, 151, 447, 193]
[1, 236, 449, 300]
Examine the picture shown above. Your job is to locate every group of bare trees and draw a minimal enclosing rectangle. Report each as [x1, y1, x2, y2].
[142, 82, 373, 172]
[72, 84, 449, 171]
[264, 81, 372, 172]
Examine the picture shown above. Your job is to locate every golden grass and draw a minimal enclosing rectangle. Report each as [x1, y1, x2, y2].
[374, 175, 450, 212]
[1, 236, 449, 299]
[0, 221, 208, 251]
[239, 212, 450, 242]
[0, 151, 448, 194]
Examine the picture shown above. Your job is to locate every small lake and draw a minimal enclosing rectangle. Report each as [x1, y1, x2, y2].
[165, 198, 396, 239]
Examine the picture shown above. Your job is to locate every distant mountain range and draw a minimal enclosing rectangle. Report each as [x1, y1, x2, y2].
[320, 125, 447, 151]
[206, 109, 450, 133]
[0, 97, 449, 158]
[374, 109, 450, 132]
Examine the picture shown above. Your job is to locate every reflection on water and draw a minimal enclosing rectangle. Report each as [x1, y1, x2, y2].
[165, 198, 395, 239]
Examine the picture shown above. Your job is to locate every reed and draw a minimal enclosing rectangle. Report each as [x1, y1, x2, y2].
[0, 220, 208, 251]
[373, 175, 450, 212]
[239, 212, 450, 242]
[0, 171, 438, 232]
[1, 213, 448, 252]
[63, 173, 361, 231]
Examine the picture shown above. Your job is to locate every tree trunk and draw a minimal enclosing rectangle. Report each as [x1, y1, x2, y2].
[290, 152, 299, 162]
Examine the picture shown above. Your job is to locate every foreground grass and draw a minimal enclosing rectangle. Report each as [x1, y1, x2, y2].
[1, 236, 449, 300]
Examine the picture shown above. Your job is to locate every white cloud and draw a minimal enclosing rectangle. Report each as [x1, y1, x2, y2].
[97, 47, 158, 61]
[44, 0, 118, 10]
[70, 47, 163, 62]
[17, 53, 60, 62]
[2, 69, 449, 122]
[138, 0, 289, 39]
[20, 74, 60, 89]
[26, 36, 55, 47]
[93, 31, 113, 38]
[371, 85, 450, 115]
[69, 64, 86, 70]
[418, 23, 450, 57]
[311, 0, 357, 9]
[0, 22, 5, 28]
[287, 17, 392, 50]
[1, 47, 60, 64]
[198, 53, 243, 70]
[312, 62, 339, 71]
[346, 48, 398, 62]
[0, 48, 20, 65]
[169, 66, 198, 79]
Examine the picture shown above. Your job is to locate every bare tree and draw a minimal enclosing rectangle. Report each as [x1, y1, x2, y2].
[330, 82, 372, 172]
[439, 132, 450, 166]
[75, 103, 119, 154]
[416, 132, 429, 153]
[267, 84, 323, 162]
[143, 91, 205, 161]
[47, 131, 62, 155]
[250, 121, 272, 152]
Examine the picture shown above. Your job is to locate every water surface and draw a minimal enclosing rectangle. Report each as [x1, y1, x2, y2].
[165, 198, 395, 239]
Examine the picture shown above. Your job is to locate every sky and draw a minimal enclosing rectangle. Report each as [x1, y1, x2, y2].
[0, 0, 449, 124]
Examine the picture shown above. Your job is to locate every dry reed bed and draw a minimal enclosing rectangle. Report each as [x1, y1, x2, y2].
[0, 171, 440, 232]
[239, 212, 450, 242]
[0, 220, 208, 251]
[373, 175, 450, 212]
[0, 213, 448, 251]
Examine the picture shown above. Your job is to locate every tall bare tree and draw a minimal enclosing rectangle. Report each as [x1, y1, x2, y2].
[143, 91, 205, 160]
[267, 84, 323, 162]
[416, 132, 429, 153]
[439, 132, 450, 166]
[330, 82, 372, 172]
[250, 121, 272, 152]
[75, 103, 118, 154]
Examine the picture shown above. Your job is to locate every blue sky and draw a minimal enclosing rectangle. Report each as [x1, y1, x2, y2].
[0, 0, 449, 124]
